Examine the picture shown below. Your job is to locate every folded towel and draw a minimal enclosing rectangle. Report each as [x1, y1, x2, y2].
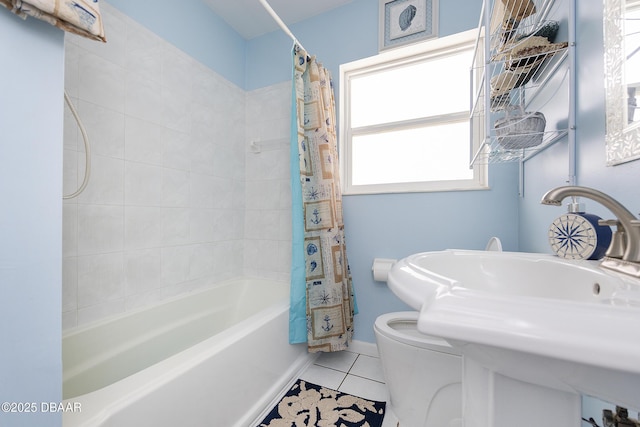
[0, 0, 105, 42]
[501, 0, 536, 21]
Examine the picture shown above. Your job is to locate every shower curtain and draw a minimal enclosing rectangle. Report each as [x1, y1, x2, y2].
[289, 44, 356, 353]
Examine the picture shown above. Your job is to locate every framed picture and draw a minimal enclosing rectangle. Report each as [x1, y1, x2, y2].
[379, 0, 438, 51]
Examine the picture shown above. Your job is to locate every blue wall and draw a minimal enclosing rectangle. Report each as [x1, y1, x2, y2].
[344, 163, 520, 342]
[245, 0, 379, 91]
[0, 8, 64, 427]
[245, 0, 486, 91]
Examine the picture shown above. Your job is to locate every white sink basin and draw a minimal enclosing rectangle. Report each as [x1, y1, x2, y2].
[387, 250, 640, 413]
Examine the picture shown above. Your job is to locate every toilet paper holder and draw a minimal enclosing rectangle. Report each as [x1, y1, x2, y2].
[372, 258, 397, 283]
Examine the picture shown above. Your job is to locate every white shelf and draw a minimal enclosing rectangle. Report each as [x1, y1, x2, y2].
[471, 129, 568, 165]
[470, 0, 575, 167]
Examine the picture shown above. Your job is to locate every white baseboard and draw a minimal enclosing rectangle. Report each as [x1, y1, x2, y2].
[349, 339, 379, 358]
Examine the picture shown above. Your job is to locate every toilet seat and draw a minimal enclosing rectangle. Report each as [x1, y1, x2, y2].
[374, 311, 459, 355]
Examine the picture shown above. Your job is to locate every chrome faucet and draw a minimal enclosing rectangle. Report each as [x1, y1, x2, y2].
[541, 186, 640, 277]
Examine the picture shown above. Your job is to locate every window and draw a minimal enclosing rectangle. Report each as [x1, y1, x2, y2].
[340, 29, 487, 195]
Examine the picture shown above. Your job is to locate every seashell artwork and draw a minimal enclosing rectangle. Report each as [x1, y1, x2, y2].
[382, 0, 435, 49]
[307, 243, 318, 256]
[399, 5, 417, 31]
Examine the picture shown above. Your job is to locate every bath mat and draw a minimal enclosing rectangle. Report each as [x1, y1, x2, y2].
[256, 379, 386, 427]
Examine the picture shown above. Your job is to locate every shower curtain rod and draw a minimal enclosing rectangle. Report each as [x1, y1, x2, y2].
[258, 0, 307, 52]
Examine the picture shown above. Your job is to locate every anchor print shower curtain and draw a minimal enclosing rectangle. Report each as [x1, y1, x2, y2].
[289, 44, 356, 352]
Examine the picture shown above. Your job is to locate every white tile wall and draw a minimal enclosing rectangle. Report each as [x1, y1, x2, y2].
[63, 3, 293, 330]
[63, 3, 250, 329]
[244, 82, 292, 282]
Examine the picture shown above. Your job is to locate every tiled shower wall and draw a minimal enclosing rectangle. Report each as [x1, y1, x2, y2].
[62, 3, 292, 329]
[244, 82, 292, 281]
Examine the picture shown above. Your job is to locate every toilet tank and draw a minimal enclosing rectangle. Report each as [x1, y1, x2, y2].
[374, 312, 462, 427]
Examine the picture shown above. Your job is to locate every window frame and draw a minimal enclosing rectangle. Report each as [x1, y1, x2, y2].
[339, 29, 488, 195]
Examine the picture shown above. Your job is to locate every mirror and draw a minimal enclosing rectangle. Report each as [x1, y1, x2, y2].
[604, 0, 640, 165]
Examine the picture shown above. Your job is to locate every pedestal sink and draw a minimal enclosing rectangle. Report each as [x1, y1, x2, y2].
[387, 250, 640, 427]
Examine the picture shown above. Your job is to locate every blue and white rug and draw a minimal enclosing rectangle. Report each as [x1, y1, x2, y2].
[257, 379, 386, 427]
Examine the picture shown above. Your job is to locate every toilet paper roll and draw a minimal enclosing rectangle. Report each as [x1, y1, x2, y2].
[372, 258, 397, 282]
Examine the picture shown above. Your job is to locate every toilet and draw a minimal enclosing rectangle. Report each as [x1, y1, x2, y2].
[374, 311, 462, 427]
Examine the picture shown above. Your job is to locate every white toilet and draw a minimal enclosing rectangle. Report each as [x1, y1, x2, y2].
[374, 311, 462, 427]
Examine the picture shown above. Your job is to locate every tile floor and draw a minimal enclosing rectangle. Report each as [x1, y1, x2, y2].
[298, 349, 399, 427]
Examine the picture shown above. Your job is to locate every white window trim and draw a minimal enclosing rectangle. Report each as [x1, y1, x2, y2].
[339, 29, 488, 195]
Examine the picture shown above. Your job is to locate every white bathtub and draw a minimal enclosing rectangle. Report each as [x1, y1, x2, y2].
[63, 278, 311, 427]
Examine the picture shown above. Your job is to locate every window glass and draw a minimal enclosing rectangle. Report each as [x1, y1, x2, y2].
[340, 30, 487, 195]
[352, 121, 472, 185]
[350, 51, 473, 128]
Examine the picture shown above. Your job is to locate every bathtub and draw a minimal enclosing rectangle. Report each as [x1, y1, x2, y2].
[62, 278, 311, 427]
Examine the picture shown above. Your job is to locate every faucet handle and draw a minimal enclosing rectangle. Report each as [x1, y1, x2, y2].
[599, 219, 621, 228]
[599, 219, 627, 259]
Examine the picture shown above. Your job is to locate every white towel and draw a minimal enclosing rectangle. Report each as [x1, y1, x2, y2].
[0, 0, 105, 42]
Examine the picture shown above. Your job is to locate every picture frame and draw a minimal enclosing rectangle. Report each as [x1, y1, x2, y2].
[379, 0, 438, 51]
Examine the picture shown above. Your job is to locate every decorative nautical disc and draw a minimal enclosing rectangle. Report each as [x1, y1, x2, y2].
[548, 213, 612, 260]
